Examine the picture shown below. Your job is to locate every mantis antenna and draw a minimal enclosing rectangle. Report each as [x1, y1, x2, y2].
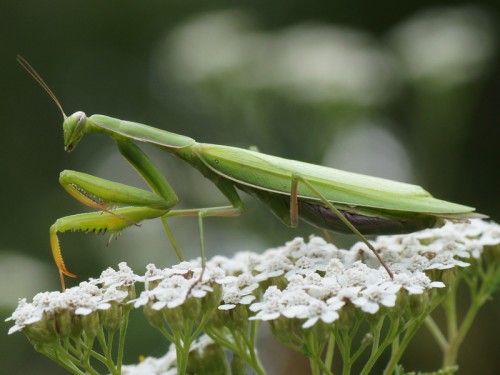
[17, 55, 67, 119]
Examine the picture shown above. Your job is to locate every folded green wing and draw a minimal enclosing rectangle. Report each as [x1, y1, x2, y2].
[195, 144, 475, 215]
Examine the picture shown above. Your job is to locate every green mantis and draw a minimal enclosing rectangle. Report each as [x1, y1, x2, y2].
[18, 56, 484, 289]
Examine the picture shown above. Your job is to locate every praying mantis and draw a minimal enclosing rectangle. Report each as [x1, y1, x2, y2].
[18, 56, 484, 289]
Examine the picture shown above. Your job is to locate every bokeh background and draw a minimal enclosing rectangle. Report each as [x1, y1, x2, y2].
[1, 1, 499, 374]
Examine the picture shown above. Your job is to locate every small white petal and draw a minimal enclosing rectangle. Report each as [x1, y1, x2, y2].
[75, 307, 93, 315]
[239, 295, 256, 304]
[302, 317, 319, 328]
[218, 304, 236, 310]
[152, 301, 167, 310]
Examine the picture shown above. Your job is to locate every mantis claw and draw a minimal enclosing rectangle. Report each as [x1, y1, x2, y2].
[50, 227, 77, 290]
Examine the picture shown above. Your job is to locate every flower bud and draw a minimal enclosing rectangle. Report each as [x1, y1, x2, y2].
[162, 306, 185, 332]
[143, 304, 164, 329]
[187, 340, 227, 375]
[335, 302, 358, 331]
[483, 244, 500, 264]
[231, 353, 246, 375]
[425, 267, 457, 287]
[22, 313, 58, 344]
[269, 316, 293, 344]
[408, 291, 429, 316]
[53, 309, 74, 338]
[202, 283, 223, 311]
[231, 304, 249, 331]
[80, 311, 101, 339]
[100, 302, 123, 332]
[183, 295, 202, 322]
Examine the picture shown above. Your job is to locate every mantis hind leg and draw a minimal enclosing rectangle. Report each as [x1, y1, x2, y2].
[290, 173, 394, 279]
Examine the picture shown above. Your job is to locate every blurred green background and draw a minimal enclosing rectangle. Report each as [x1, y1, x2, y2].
[1, 1, 499, 374]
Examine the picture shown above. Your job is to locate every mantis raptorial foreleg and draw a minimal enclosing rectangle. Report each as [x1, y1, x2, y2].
[52, 139, 183, 289]
[50, 207, 170, 288]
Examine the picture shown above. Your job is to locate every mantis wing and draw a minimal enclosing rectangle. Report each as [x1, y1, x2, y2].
[195, 144, 476, 216]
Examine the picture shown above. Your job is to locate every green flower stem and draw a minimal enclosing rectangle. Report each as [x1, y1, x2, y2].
[106, 330, 115, 363]
[62, 340, 98, 375]
[361, 317, 402, 375]
[240, 329, 266, 375]
[333, 318, 363, 375]
[205, 323, 266, 375]
[92, 330, 119, 374]
[443, 289, 458, 354]
[424, 316, 447, 352]
[318, 358, 334, 375]
[159, 312, 214, 375]
[342, 330, 353, 375]
[173, 324, 193, 375]
[116, 309, 130, 373]
[290, 331, 306, 351]
[80, 334, 97, 373]
[62, 338, 80, 359]
[383, 318, 422, 375]
[384, 287, 448, 375]
[304, 328, 330, 375]
[87, 348, 107, 364]
[58, 338, 95, 375]
[324, 333, 335, 371]
[370, 317, 384, 356]
[174, 340, 189, 375]
[159, 325, 175, 343]
[333, 329, 352, 375]
[90, 349, 117, 374]
[96, 329, 109, 356]
[308, 356, 320, 375]
[267, 321, 302, 353]
[37, 343, 86, 375]
[350, 332, 372, 364]
[249, 321, 266, 373]
[442, 261, 498, 367]
[172, 311, 216, 375]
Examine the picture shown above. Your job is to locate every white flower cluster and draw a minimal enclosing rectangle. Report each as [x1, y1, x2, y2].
[133, 262, 223, 310]
[211, 219, 499, 327]
[91, 261, 140, 288]
[7, 263, 137, 335]
[7, 220, 499, 336]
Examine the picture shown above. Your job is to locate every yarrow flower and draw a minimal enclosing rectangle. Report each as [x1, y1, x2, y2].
[7, 219, 500, 375]
[351, 282, 401, 314]
[6, 278, 133, 337]
[244, 220, 499, 327]
[217, 272, 259, 310]
[6, 297, 44, 336]
[133, 263, 221, 311]
[90, 261, 139, 288]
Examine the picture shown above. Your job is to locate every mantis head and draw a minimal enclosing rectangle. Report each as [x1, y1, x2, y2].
[17, 56, 86, 152]
[63, 111, 87, 152]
